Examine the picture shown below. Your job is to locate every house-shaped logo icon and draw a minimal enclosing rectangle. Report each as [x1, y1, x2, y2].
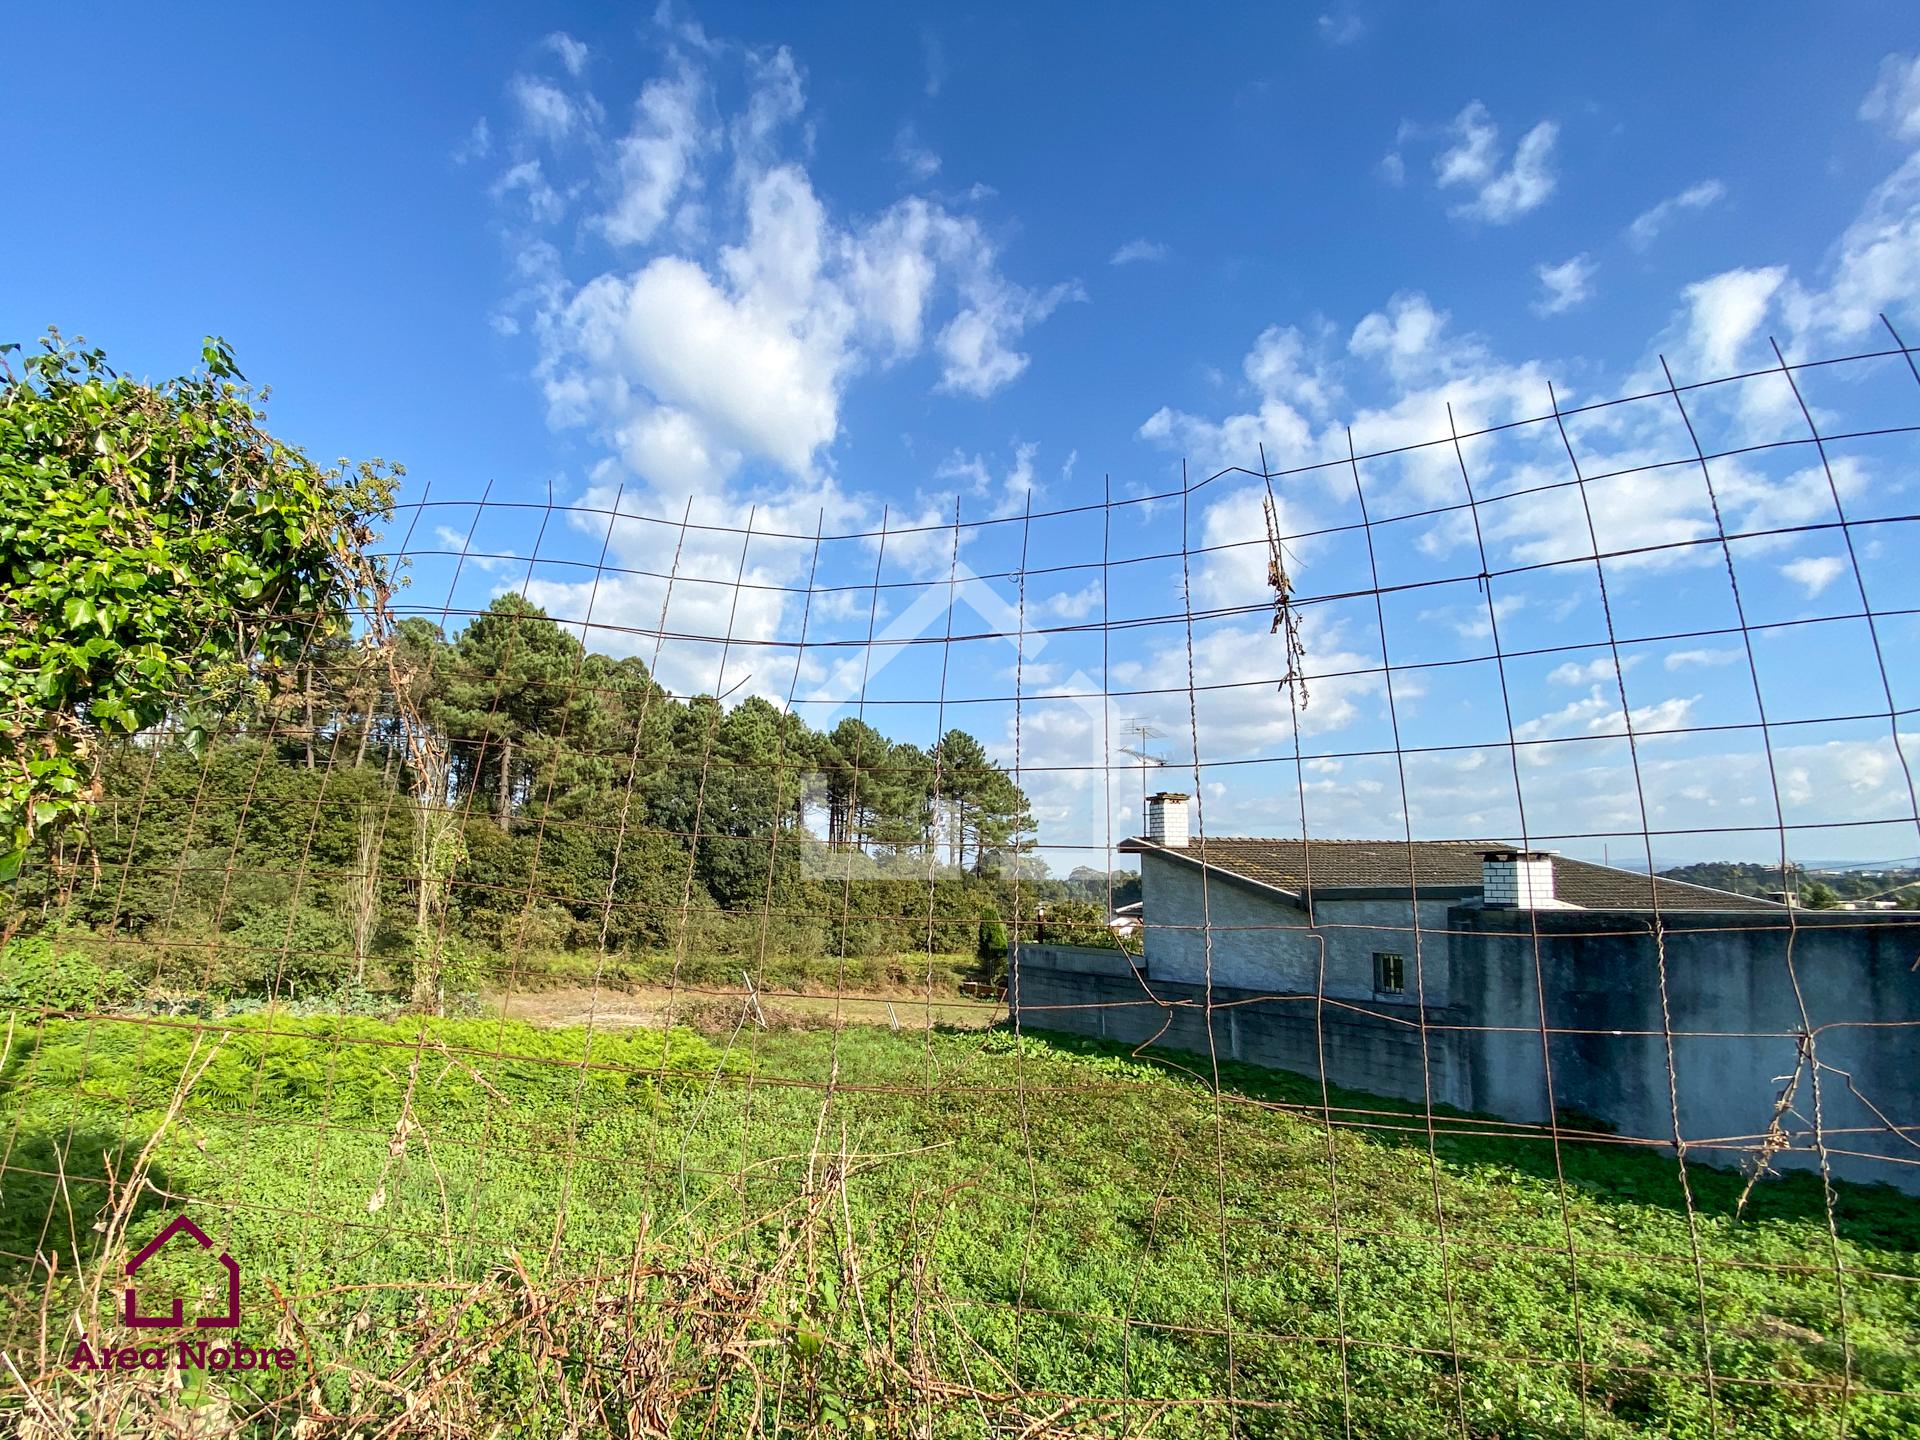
[124, 1215, 239, 1329]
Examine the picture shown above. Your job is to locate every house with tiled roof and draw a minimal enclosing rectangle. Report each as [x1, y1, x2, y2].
[1123, 833, 1784, 913]
[1010, 794, 1920, 1192]
[1108, 793, 1780, 1006]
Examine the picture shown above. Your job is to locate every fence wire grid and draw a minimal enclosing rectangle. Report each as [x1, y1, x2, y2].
[3, 332, 1919, 1439]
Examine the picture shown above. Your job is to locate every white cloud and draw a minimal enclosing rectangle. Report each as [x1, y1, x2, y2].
[1860, 52, 1920, 141]
[1433, 102, 1558, 224]
[1317, 11, 1365, 45]
[1548, 655, 1637, 686]
[1677, 265, 1787, 375]
[475, 26, 1079, 710]
[1626, 179, 1726, 251]
[1348, 294, 1443, 375]
[453, 118, 492, 165]
[841, 199, 942, 355]
[433, 525, 520, 576]
[892, 125, 941, 182]
[1144, 265, 1875, 616]
[476, 23, 1920, 859]
[543, 31, 590, 78]
[1433, 103, 1498, 188]
[1142, 293, 1550, 502]
[936, 275, 1081, 398]
[1788, 151, 1920, 342]
[561, 184, 845, 483]
[1780, 554, 1847, 597]
[597, 66, 705, 246]
[1462, 728, 1915, 845]
[1661, 62, 1920, 357]
[1377, 151, 1406, 187]
[502, 39, 1069, 500]
[936, 441, 1042, 517]
[520, 511, 795, 702]
[1345, 293, 1549, 424]
[921, 30, 946, 99]
[510, 75, 584, 145]
[1110, 238, 1170, 266]
[733, 44, 803, 146]
[607, 402, 742, 494]
[1144, 273, 1854, 589]
[1708, 456, 1871, 542]
[1513, 685, 1700, 743]
[1246, 323, 1342, 417]
[490, 159, 565, 224]
[1120, 76, 1920, 858]
[1444, 594, 1527, 642]
[1472, 123, 1559, 223]
[1111, 617, 1392, 773]
[1042, 581, 1103, 620]
[1533, 254, 1595, 316]
[1665, 648, 1741, 671]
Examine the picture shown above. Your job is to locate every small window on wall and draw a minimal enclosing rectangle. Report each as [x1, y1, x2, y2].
[1374, 951, 1405, 996]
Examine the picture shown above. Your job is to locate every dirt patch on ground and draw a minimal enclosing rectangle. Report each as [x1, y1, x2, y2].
[488, 983, 1003, 1034]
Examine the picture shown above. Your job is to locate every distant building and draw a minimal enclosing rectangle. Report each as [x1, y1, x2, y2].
[1012, 794, 1920, 1192]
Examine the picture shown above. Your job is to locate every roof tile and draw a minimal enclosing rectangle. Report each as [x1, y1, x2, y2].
[1118, 837, 1783, 912]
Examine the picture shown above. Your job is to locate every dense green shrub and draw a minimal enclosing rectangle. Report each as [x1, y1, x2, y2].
[0, 932, 137, 1011]
[977, 915, 1008, 963]
[1035, 897, 1118, 949]
[226, 902, 355, 994]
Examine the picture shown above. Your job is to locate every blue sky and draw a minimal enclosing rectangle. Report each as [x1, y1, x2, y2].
[6, 5, 1920, 870]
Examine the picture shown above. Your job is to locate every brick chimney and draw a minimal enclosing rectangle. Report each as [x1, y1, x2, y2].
[1145, 792, 1190, 848]
[1481, 849, 1556, 908]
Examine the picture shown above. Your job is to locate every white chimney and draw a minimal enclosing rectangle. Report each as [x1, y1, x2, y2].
[1145, 792, 1190, 848]
[1481, 849, 1556, 908]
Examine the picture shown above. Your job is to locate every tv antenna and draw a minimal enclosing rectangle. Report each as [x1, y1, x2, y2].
[1119, 718, 1166, 809]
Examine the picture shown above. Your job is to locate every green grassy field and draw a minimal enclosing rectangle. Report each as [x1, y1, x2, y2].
[2, 1008, 1915, 1438]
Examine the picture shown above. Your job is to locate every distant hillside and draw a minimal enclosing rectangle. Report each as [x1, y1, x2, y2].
[1659, 861, 1920, 908]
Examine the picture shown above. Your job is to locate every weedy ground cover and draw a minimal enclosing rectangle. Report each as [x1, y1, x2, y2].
[1, 1009, 1914, 1437]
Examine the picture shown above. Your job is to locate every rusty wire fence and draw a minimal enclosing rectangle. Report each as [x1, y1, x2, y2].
[2, 333, 1919, 1437]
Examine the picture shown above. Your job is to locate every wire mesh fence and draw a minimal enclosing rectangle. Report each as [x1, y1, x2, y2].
[3, 333, 1918, 1436]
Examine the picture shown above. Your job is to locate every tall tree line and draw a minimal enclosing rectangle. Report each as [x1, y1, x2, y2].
[11, 594, 1066, 996]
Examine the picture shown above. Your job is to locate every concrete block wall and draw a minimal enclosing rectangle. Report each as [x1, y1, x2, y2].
[1010, 943, 1464, 1110]
[1014, 910, 1920, 1194]
[1452, 907, 1920, 1191]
